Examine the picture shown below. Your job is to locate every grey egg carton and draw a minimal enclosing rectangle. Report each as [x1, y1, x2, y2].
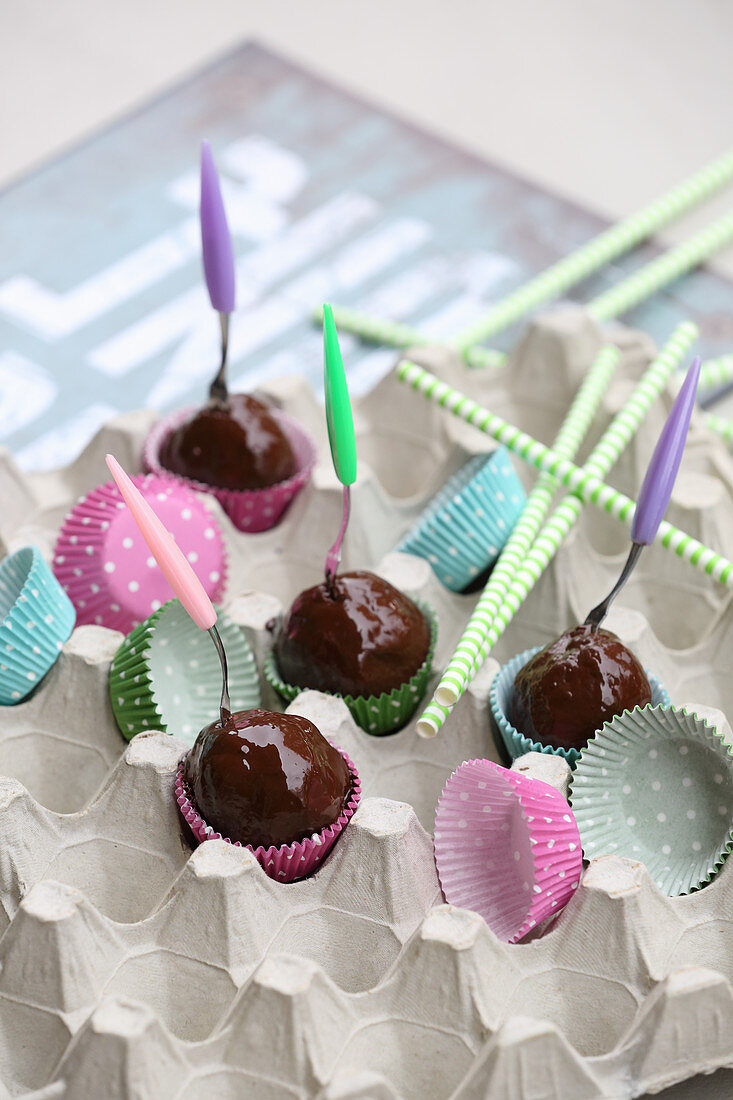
[0, 308, 732, 1099]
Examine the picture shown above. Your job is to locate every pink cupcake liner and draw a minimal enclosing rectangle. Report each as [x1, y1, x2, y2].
[434, 759, 582, 943]
[174, 746, 361, 883]
[52, 474, 227, 634]
[144, 405, 317, 534]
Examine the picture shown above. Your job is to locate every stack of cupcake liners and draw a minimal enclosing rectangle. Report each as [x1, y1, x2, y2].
[110, 598, 260, 746]
[0, 545, 76, 704]
[434, 759, 583, 943]
[144, 405, 318, 533]
[570, 704, 733, 896]
[53, 473, 228, 634]
[263, 599, 438, 736]
[175, 746, 362, 882]
[396, 448, 526, 591]
[490, 644, 670, 767]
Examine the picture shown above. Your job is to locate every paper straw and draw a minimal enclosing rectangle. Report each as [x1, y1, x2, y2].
[699, 354, 733, 393]
[318, 208, 733, 375]
[452, 149, 733, 352]
[417, 323, 697, 735]
[429, 321, 694, 714]
[413, 344, 620, 733]
[587, 210, 733, 322]
[704, 412, 733, 446]
[398, 319, 731, 568]
[311, 304, 503, 367]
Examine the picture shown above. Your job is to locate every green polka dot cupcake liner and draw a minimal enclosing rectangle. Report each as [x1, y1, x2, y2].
[396, 449, 526, 592]
[110, 598, 260, 746]
[570, 704, 733, 896]
[263, 601, 438, 736]
[0, 546, 76, 705]
[490, 645, 669, 768]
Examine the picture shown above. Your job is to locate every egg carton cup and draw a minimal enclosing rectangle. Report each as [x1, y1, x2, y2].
[0, 308, 732, 1097]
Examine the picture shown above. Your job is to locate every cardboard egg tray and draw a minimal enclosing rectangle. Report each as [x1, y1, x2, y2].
[0, 308, 732, 1099]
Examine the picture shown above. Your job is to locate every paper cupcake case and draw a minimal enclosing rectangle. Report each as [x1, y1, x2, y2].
[110, 598, 260, 746]
[570, 704, 733, 896]
[263, 600, 438, 736]
[53, 473, 227, 634]
[143, 404, 317, 533]
[490, 644, 670, 767]
[0, 545, 76, 705]
[397, 448, 526, 591]
[434, 759, 583, 943]
[175, 747, 361, 882]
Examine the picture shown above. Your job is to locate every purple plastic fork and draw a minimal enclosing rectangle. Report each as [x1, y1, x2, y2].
[200, 140, 236, 404]
[584, 355, 702, 629]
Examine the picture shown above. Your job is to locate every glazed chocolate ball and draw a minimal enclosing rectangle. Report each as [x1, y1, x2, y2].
[183, 708, 351, 848]
[275, 570, 431, 699]
[160, 393, 296, 491]
[511, 625, 652, 752]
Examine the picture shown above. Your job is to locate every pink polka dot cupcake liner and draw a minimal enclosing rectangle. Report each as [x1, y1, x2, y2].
[0, 546, 76, 705]
[174, 747, 361, 883]
[570, 704, 733, 896]
[52, 474, 227, 635]
[434, 759, 583, 943]
[143, 405, 317, 534]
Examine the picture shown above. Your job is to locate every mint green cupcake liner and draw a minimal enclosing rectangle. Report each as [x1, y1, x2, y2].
[110, 599, 260, 746]
[264, 601, 438, 736]
[397, 449, 526, 592]
[0, 546, 76, 705]
[570, 704, 733, 896]
[490, 644, 669, 768]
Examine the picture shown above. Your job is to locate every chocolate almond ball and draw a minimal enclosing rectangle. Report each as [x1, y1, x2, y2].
[160, 393, 296, 491]
[511, 625, 652, 752]
[183, 708, 351, 848]
[275, 570, 431, 699]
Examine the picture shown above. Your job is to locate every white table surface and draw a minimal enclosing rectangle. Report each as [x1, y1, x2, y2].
[1, 3, 732, 1097]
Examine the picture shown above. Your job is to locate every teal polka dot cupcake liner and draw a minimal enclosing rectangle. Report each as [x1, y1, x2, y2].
[396, 449, 526, 592]
[0, 546, 76, 705]
[570, 705, 733, 896]
[490, 644, 669, 768]
[110, 599, 260, 746]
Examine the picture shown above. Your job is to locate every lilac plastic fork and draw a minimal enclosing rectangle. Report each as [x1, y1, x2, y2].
[584, 355, 702, 629]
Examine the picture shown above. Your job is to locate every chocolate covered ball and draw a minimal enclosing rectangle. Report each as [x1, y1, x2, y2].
[182, 708, 351, 848]
[160, 393, 296, 491]
[511, 625, 652, 752]
[275, 570, 431, 699]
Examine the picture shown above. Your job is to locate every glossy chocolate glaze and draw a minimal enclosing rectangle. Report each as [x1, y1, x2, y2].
[160, 393, 296, 491]
[511, 624, 652, 751]
[275, 570, 431, 698]
[183, 708, 351, 848]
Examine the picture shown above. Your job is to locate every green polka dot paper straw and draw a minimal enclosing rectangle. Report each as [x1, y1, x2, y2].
[416, 322, 696, 734]
[414, 343, 620, 722]
[453, 149, 733, 353]
[699, 354, 733, 393]
[587, 210, 733, 323]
